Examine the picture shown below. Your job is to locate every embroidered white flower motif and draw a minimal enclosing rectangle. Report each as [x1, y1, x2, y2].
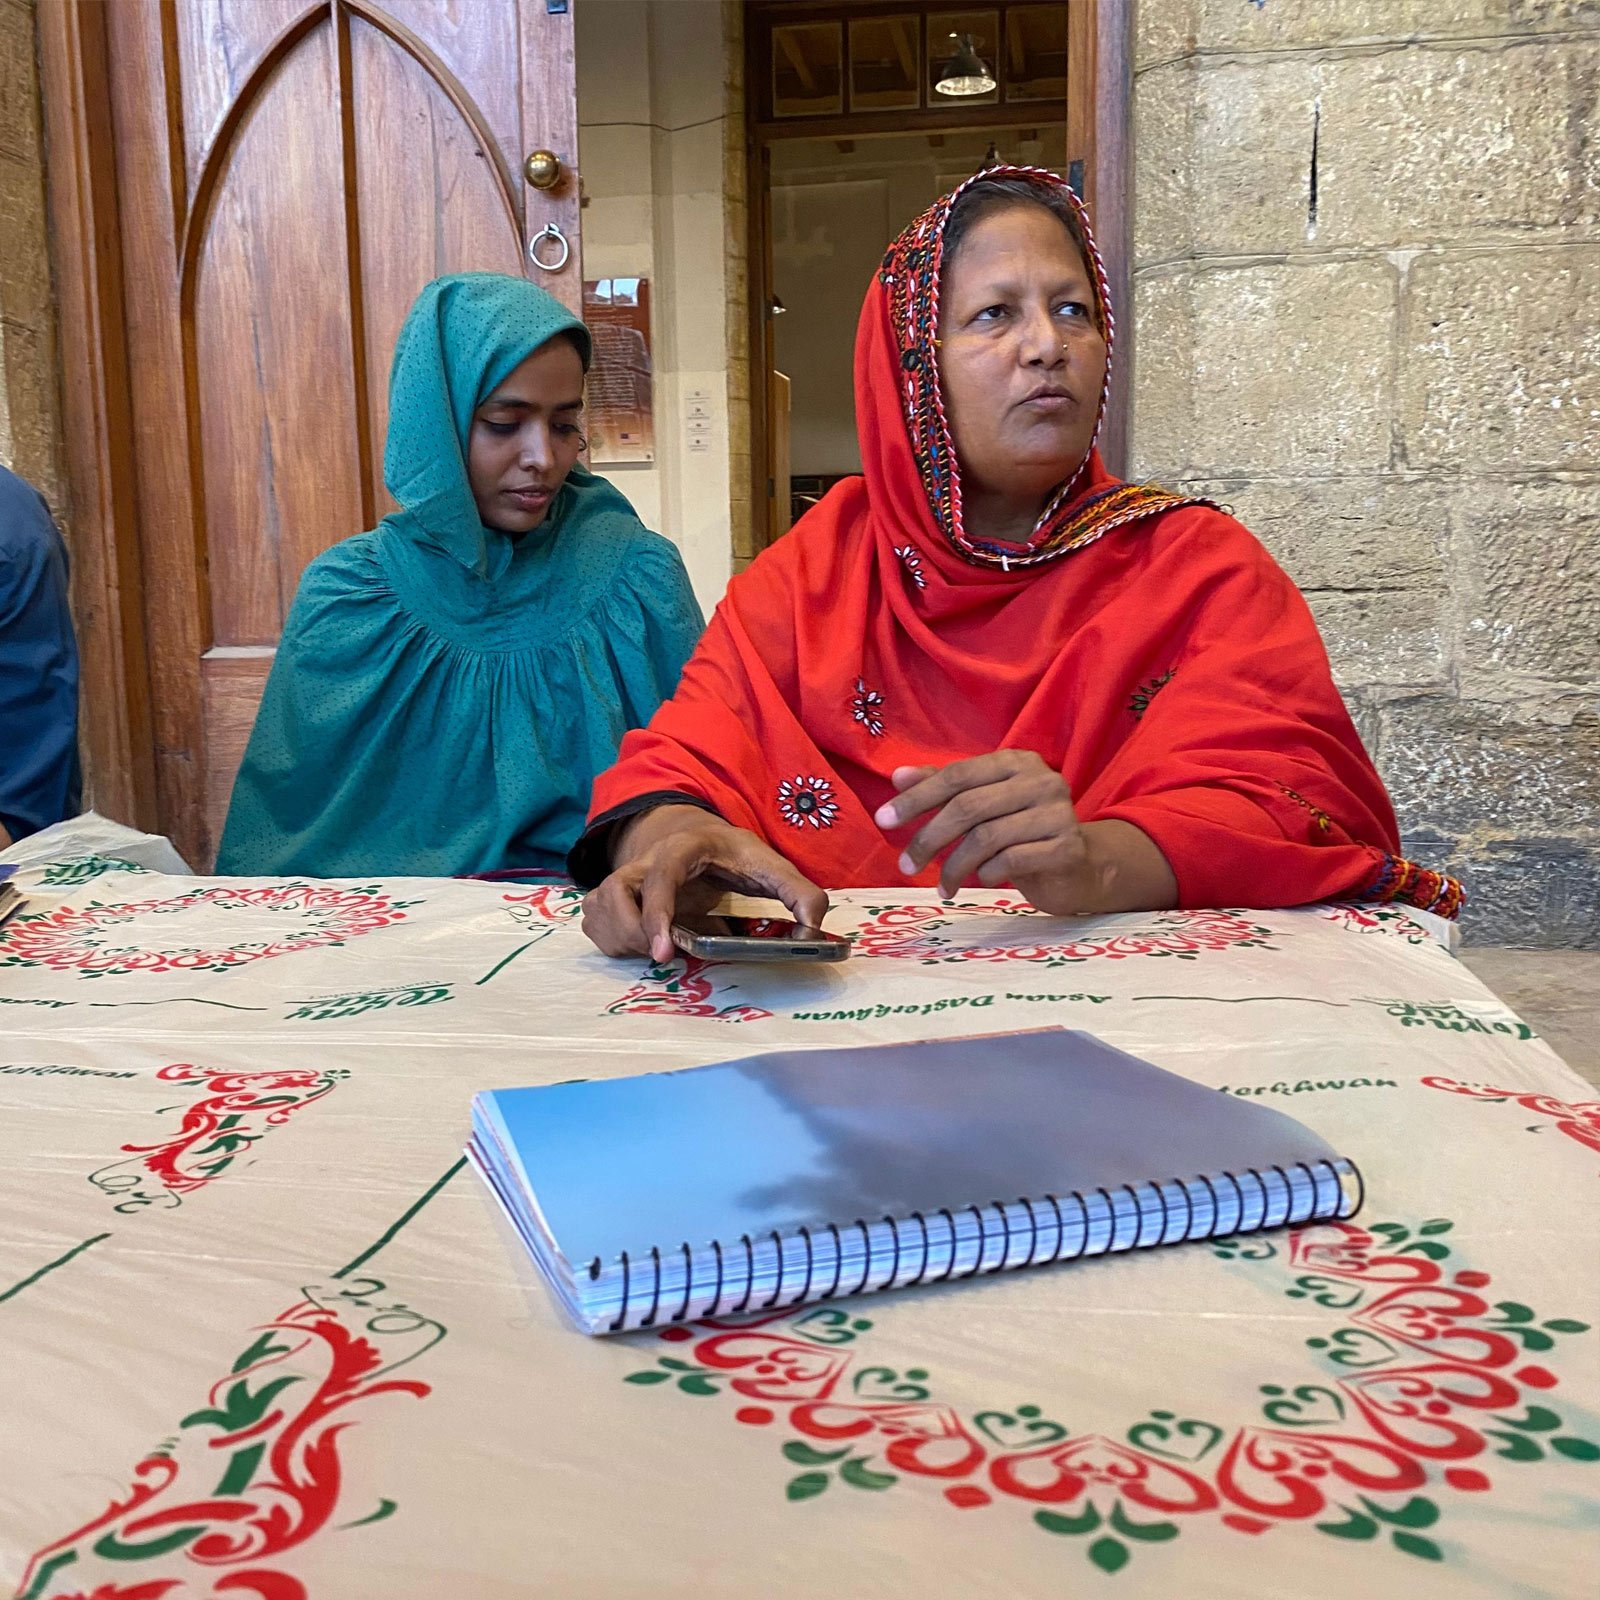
[850, 678, 886, 738]
[777, 775, 840, 830]
[894, 544, 927, 589]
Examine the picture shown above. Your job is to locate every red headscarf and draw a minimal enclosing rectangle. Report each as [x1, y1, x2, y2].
[588, 169, 1461, 918]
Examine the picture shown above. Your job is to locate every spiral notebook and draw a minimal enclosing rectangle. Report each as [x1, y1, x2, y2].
[0, 865, 23, 930]
[467, 1027, 1363, 1336]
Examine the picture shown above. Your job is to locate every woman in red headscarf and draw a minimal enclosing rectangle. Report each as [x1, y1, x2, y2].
[573, 168, 1460, 962]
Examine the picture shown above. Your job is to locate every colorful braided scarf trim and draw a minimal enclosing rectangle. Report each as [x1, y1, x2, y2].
[1363, 854, 1467, 921]
[991, 480, 1220, 569]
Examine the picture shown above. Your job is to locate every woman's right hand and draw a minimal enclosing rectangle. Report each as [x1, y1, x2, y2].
[581, 805, 830, 962]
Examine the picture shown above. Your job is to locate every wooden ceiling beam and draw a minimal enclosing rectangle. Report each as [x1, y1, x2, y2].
[887, 16, 917, 84]
[1008, 14, 1028, 77]
[777, 29, 819, 95]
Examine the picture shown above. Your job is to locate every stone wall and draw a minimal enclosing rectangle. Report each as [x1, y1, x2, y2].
[1131, 0, 1600, 947]
[0, 0, 62, 508]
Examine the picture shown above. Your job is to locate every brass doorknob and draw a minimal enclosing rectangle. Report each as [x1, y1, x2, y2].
[524, 149, 562, 190]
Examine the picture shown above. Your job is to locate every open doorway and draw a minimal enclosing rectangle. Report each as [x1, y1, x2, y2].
[771, 125, 1066, 527]
[744, 1, 1106, 557]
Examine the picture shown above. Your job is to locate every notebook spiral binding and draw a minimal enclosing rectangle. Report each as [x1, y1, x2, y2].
[602, 1156, 1362, 1333]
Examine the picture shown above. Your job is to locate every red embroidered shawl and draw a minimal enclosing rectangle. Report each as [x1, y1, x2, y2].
[589, 170, 1460, 918]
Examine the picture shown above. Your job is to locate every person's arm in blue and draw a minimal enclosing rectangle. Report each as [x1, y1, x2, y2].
[0, 468, 81, 846]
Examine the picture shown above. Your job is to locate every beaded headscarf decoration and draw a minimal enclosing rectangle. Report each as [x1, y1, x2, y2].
[879, 165, 1206, 571]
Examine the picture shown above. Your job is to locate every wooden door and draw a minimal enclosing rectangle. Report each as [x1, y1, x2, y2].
[46, 0, 581, 868]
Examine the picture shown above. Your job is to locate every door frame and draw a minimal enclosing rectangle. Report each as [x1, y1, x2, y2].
[743, 0, 1133, 553]
[38, 0, 156, 834]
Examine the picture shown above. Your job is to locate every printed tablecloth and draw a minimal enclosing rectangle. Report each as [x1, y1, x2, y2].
[1, 838, 1597, 1599]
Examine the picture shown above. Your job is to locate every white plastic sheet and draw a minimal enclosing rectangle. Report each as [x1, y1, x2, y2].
[1, 846, 1596, 1598]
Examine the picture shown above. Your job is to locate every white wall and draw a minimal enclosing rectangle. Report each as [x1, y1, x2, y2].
[576, 0, 733, 614]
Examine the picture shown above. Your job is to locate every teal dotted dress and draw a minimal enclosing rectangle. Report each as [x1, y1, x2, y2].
[216, 273, 703, 878]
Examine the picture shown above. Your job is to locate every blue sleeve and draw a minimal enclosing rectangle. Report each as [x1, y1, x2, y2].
[0, 484, 81, 839]
[213, 538, 393, 874]
[625, 532, 704, 721]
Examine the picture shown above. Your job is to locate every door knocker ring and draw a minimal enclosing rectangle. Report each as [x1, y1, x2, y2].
[528, 222, 571, 273]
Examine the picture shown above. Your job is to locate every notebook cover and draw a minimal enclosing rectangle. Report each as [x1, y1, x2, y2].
[476, 1028, 1347, 1272]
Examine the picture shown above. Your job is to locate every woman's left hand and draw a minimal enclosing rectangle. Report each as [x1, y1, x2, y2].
[875, 750, 1100, 908]
[875, 750, 1176, 915]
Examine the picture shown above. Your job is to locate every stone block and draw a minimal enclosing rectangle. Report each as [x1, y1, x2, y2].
[1179, 56, 1324, 260]
[1306, 588, 1447, 691]
[1403, 248, 1600, 471]
[1195, 55, 1327, 255]
[724, 317, 749, 379]
[0, 339, 11, 464]
[1379, 695, 1600, 835]
[724, 389, 751, 455]
[1408, 836, 1600, 947]
[1340, 688, 1386, 760]
[1178, 476, 1447, 590]
[1133, 59, 1197, 266]
[1317, 42, 1600, 248]
[1452, 476, 1600, 686]
[1188, 0, 1600, 53]
[0, 149, 51, 330]
[1136, 0, 1199, 68]
[0, 0, 40, 165]
[1128, 268, 1194, 477]
[1134, 40, 1598, 264]
[0, 316, 61, 503]
[1134, 260, 1396, 476]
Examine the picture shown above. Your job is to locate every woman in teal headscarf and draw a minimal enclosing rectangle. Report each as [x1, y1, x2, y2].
[217, 272, 703, 877]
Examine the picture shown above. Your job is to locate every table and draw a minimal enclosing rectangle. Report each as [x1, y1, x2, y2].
[2, 827, 1597, 1598]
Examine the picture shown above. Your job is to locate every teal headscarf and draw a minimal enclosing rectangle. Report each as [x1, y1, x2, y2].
[217, 272, 703, 878]
[385, 272, 591, 580]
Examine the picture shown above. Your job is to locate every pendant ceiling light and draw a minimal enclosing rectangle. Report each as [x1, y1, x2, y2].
[934, 32, 995, 97]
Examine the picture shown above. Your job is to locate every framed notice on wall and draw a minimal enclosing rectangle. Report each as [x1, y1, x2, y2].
[582, 277, 654, 464]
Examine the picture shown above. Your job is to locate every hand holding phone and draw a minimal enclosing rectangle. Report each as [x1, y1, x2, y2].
[583, 808, 830, 965]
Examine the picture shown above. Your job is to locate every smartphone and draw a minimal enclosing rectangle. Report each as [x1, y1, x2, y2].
[670, 915, 851, 962]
